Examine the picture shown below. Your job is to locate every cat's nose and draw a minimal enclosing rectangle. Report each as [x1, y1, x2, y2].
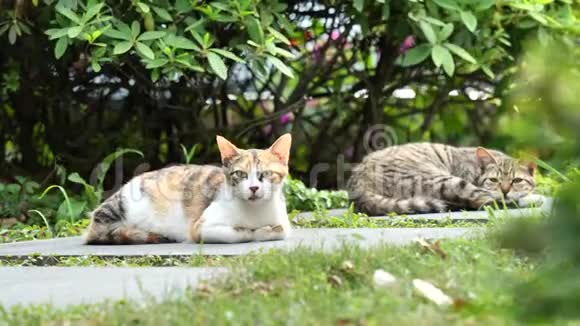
[500, 183, 511, 195]
[249, 186, 259, 193]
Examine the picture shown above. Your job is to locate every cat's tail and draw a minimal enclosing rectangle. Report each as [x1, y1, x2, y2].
[84, 221, 171, 245]
[351, 190, 447, 215]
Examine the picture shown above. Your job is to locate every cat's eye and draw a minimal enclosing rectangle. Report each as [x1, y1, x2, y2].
[512, 178, 524, 184]
[258, 171, 273, 181]
[488, 178, 499, 183]
[231, 170, 247, 179]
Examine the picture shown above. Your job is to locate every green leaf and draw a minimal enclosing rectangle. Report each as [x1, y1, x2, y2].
[103, 29, 131, 40]
[138, 31, 166, 41]
[209, 49, 246, 63]
[353, 0, 364, 12]
[267, 27, 290, 45]
[474, 0, 495, 11]
[460, 11, 477, 32]
[83, 3, 104, 22]
[131, 21, 140, 39]
[67, 26, 83, 38]
[207, 52, 228, 80]
[396, 44, 431, 66]
[481, 65, 495, 79]
[423, 17, 446, 27]
[431, 44, 450, 68]
[117, 22, 132, 38]
[176, 59, 204, 72]
[56, 198, 87, 222]
[113, 41, 133, 55]
[419, 21, 437, 44]
[152, 6, 173, 21]
[203, 32, 211, 47]
[8, 25, 16, 44]
[268, 56, 294, 78]
[145, 58, 169, 69]
[68, 172, 98, 207]
[190, 30, 204, 46]
[432, 0, 460, 11]
[54, 36, 68, 59]
[210, 2, 231, 11]
[529, 12, 548, 25]
[91, 61, 101, 72]
[45, 28, 69, 40]
[56, 6, 81, 23]
[245, 17, 264, 45]
[274, 47, 295, 59]
[444, 43, 476, 64]
[382, 0, 390, 20]
[137, 2, 150, 13]
[135, 42, 155, 59]
[439, 23, 454, 41]
[175, 0, 192, 13]
[442, 53, 455, 76]
[167, 35, 201, 51]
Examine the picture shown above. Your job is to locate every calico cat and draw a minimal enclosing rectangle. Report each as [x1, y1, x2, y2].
[347, 143, 543, 215]
[84, 134, 292, 244]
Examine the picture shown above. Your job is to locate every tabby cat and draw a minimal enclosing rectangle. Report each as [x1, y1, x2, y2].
[85, 134, 292, 244]
[347, 143, 542, 215]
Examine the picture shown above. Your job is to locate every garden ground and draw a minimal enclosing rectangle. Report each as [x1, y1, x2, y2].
[0, 233, 544, 325]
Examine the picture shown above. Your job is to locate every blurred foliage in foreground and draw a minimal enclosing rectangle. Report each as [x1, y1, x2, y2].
[498, 40, 580, 321]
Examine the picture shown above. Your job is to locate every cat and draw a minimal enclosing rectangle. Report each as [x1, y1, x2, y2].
[84, 134, 292, 244]
[346, 143, 543, 215]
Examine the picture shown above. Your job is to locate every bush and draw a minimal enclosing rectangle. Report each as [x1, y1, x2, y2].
[0, 0, 577, 188]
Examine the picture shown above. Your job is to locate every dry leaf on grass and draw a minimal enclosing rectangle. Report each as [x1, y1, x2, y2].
[196, 283, 215, 293]
[341, 260, 354, 271]
[413, 238, 448, 259]
[373, 269, 397, 288]
[412, 279, 453, 306]
[328, 274, 343, 287]
[251, 281, 275, 295]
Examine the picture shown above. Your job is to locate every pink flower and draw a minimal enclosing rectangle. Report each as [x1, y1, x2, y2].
[399, 35, 416, 54]
[330, 30, 340, 41]
[279, 113, 292, 125]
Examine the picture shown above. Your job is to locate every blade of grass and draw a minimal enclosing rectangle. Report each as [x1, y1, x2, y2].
[535, 158, 570, 182]
[28, 210, 53, 238]
[39, 185, 74, 224]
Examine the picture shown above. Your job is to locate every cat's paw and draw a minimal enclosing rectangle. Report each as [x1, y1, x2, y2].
[271, 225, 284, 232]
[517, 194, 545, 208]
[253, 224, 286, 242]
[234, 225, 251, 232]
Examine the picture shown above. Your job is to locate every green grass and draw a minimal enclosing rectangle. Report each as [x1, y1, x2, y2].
[0, 219, 89, 244]
[0, 235, 544, 325]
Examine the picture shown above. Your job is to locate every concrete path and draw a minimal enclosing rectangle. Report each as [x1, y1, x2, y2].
[294, 198, 553, 223]
[0, 267, 227, 308]
[0, 228, 480, 257]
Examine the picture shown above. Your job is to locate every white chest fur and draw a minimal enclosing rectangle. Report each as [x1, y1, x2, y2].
[198, 187, 291, 243]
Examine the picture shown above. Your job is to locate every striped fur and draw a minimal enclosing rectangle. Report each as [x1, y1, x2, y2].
[347, 143, 537, 215]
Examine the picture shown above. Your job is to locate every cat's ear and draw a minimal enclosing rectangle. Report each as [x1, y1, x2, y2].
[268, 133, 292, 164]
[526, 161, 537, 175]
[216, 135, 239, 164]
[476, 147, 497, 167]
